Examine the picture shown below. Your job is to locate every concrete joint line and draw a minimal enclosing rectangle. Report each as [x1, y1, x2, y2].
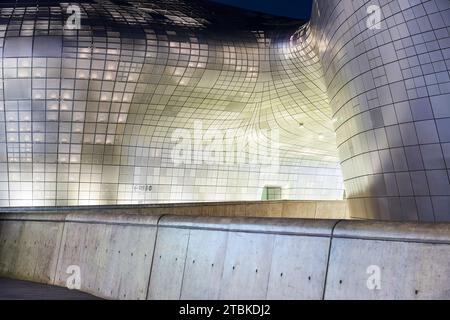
[145, 214, 168, 300]
[321, 219, 344, 300]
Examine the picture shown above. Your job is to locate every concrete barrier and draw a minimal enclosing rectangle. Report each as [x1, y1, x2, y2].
[0, 213, 65, 284]
[148, 216, 336, 300]
[1, 210, 450, 300]
[53, 213, 160, 300]
[324, 221, 450, 300]
[0, 200, 350, 219]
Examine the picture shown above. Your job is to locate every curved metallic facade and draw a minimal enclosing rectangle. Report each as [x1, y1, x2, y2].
[0, 0, 343, 207]
[0, 0, 449, 222]
[311, 0, 450, 221]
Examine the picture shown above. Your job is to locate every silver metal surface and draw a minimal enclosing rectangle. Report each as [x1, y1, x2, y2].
[0, 0, 448, 220]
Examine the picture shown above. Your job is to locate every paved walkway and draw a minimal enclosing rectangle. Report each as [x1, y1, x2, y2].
[0, 277, 101, 300]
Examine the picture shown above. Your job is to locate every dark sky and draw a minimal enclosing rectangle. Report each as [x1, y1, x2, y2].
[210, 0, 313, 20]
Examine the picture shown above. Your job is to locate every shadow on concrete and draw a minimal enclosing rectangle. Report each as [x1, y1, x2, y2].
[0, 278, 101, 300]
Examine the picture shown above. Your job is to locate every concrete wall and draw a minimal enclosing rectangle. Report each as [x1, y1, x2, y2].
[53, 213, 160, 300]
[326, 221, 450, 299]
[0, 213, 65, 284]
[0, 200, 350, 220]
[148, 216, 335, 300]
[1, 211, 450, 300]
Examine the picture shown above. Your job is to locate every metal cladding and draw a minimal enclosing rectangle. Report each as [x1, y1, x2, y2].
[312, 0, 450, 221]
[0, 0, 449, 221]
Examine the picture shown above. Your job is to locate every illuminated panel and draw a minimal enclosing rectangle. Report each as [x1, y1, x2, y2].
[0, 0, 343, 207]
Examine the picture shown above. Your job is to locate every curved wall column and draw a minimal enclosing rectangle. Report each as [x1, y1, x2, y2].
[311, 0, 450, 221]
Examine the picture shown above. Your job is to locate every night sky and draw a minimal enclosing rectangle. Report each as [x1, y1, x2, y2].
[210, 0, 313, 20]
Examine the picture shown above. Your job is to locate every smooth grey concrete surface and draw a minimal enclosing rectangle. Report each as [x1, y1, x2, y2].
[0, 277, 100, 300]
[150, 216, 337, 300]
[1, 210, 450, 300]
[180, 229, 228, 300]
[266, 235, 330, 299]
[333, 220, 450, 243]
[53, 213, 161, 300]
[157, 215, 338, 236]
[147, 227, 190, 300]
[0, 200, 349, 219]
[324, 238, 450, 300]
[0, 213, 65, 283]
[324, 220, 450, 300]
[218, 232, 274, 300]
